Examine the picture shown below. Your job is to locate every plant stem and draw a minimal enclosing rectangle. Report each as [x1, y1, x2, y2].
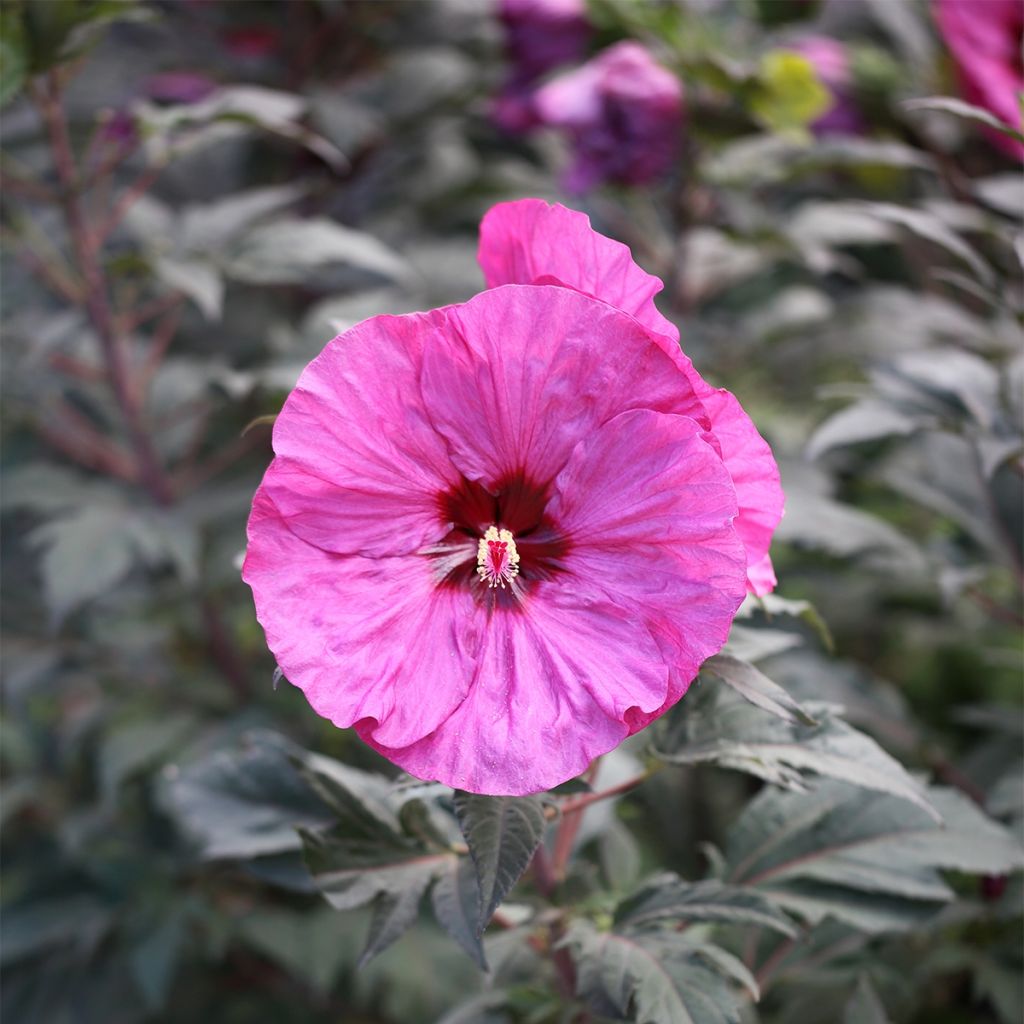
[34, 72, 174, 506]
[559, 767, 660, 817]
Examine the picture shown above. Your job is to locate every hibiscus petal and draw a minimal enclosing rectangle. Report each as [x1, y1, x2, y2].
[547, 408, 748, 697]
[421, 284, 707, 490]
[361, 585, 669, 794]
[687, 385, 784, 593]
[266, 312, 461, 557]
[243, 488, 483, 746]
[478, 199, 784, 592]
[479, 199, 676, 338]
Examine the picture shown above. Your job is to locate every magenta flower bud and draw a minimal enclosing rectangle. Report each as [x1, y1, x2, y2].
[500, 0, 590, 82]
[790, 36, 865, 137]
[933, 0, 1024, 160]
[494, 0, 591, 134]
[533, 42, 684, 193]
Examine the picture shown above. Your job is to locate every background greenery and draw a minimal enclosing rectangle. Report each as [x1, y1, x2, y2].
[1, 1, 1021, 1022]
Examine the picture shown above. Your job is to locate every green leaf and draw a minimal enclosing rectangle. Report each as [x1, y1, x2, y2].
[724, 781, 1024, 932]
[843, 976, 892, 1024]
[703, 654, 817, 726]
[614, 875, 797, 937]
[295, 751, 403, 843]
[0, 8, 27, 107]
[163, 732, 335, 859]
[774, 491, 927, 576]
[903, 97, 1024, 144]
[236, 906, 360, 994]
[129, 909, 187, 1013]
[359, 875, 435, 968]
[807, 400, 923, 460]
[431, 856, 487, 970]
[98, 713, 196, 804]
[653, 685, 936, 818]
[453, 793, 546, 933]
[852, 202, 994, 285]
[136, 85, 347, 170]
[226, 217, 408, 285]
[153, 256, 223, 320]
[703, 135, 933, 188]
[300, 827, 452, 965]
[564, 921, 745, 1024]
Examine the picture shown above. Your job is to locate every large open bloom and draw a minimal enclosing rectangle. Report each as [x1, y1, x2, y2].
[933, 0, 1024, 160]
[244, 200, 782, 794]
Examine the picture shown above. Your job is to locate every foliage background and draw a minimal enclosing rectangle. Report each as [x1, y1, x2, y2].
[1, 1, 1021, 1022]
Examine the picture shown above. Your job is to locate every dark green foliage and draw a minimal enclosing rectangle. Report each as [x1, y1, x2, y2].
[2, 0, 1021, 1021]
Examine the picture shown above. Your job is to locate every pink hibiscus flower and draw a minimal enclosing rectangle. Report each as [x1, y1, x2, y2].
[933, 0, 1024, 160]
[244, 200, 782, 795]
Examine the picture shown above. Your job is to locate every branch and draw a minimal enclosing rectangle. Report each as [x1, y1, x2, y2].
[33, 72, 174, 506]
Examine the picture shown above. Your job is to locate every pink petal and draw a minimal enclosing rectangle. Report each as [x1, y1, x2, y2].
[265, 311, 461, 557]
[243, 488, 484, 746]
[687, 385, 784, 593]
[477, 199, 784, 592]
[546, 408, 748, 721]
[421, 284, 708, 491]
[746, 553, 778, 597]
[361, 584, 669, 794]
[479, 199, 676, 340]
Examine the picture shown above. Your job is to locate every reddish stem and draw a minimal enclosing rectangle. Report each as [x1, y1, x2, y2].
[34, 72, 174, 506]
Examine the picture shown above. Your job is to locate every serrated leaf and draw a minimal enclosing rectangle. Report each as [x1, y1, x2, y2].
[564, 922, 744, 1024]
[358, 872, 434, 967]
[453, 793, 545, 933]
[431, 856, 487, 969]
[703, 654, 817, 726]
[614, 875, 797, 937]
[302, 830, 452, 911]
[295, 751, 402, 842]
[163, 732, 334, 859]
[724, 781, 1024, 931]
[653, 686, 936, 818]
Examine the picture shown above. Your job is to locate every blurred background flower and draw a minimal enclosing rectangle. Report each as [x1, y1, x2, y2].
[789, 36, 864, 137]
[493, 0, 591, 133]
[534, 41, 684, 192]
[933, 0, 1024, 158]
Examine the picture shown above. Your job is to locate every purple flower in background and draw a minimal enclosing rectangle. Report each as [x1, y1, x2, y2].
[933, 0, 1024, 160]
[534, 41, 684, 193]
[144, 72, 218, 105]
[99, 109, 138, 147]
[790, 36, 864, 137]
[494, 0, 591, 134]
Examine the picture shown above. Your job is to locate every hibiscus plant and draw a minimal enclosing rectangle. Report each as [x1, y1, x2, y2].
[1, 2, 1021, 1023]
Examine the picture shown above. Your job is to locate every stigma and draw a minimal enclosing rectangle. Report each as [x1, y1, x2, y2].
[476, 526, 520, 589]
